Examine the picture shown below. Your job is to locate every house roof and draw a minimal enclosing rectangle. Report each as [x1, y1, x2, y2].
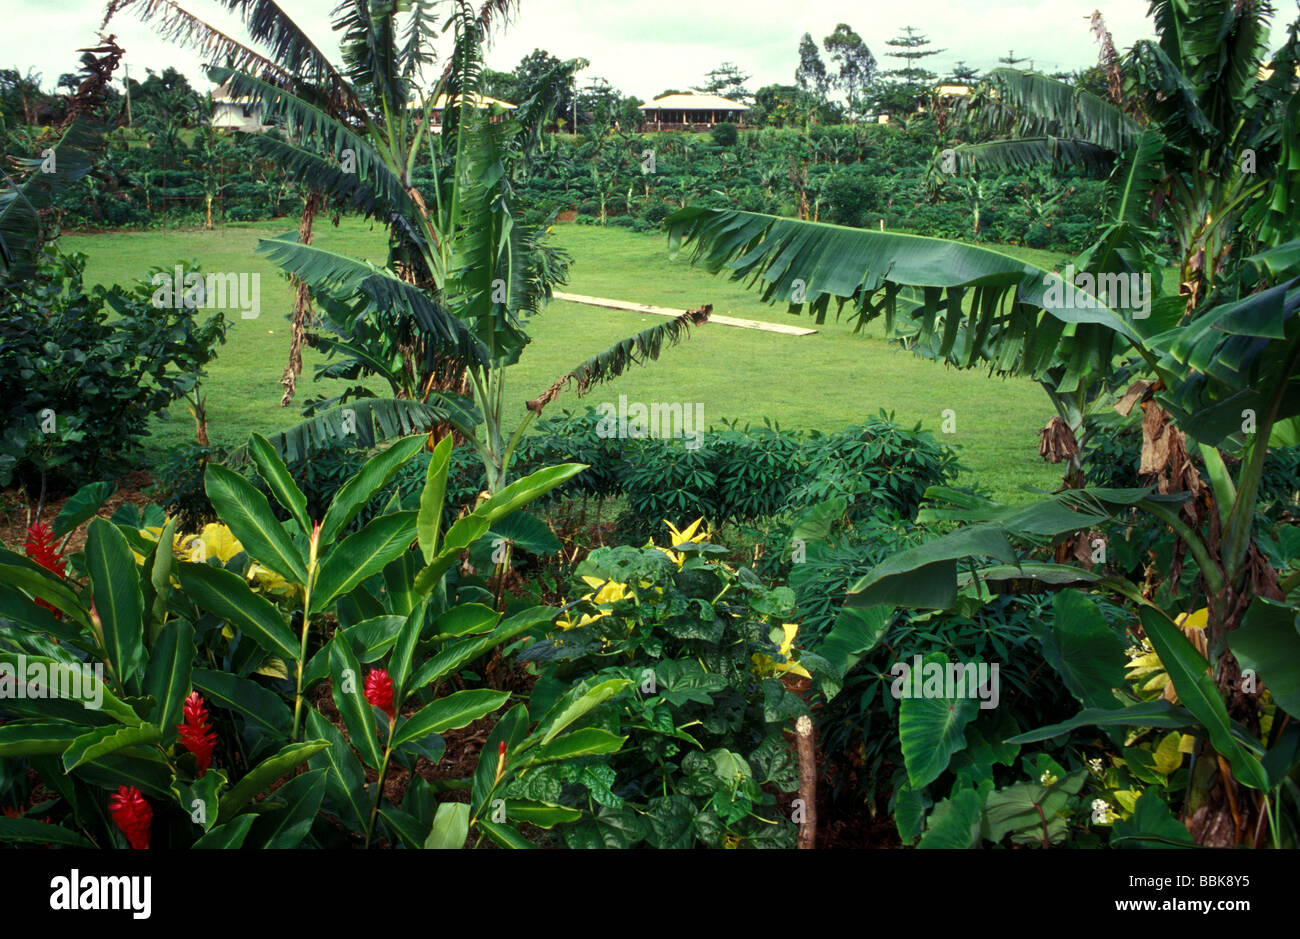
[640, 93, 749, 111]
[212, 79, 256, 105]
[410, 92, 516, 110]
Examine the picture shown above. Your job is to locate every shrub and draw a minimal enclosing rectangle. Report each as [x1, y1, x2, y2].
[0, 250, 227, 492]
[711, 121, 739, 146]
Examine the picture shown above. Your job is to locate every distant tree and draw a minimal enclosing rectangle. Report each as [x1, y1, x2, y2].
[480, 68, 518, 104]
[694, 62, 752, 105]
[655, 89, 686, 99]
[512, 49, 585, 130]
[998, 49, 1031, 67]
[751, 83, 802, 126]
[948, 61, 980, 84]
[822, 24, 875, 121]
[795, 32, 830, 101]
[875, 26, 944, 114]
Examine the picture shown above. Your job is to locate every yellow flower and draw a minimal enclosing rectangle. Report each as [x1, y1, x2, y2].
[653, 517, 711, 567]
[752, 623, 812, 680]
[247, 562, 301, 600]
[555, 610, 609, 631]
[177, 523, 243, 564]
[580, 576, 631, 606]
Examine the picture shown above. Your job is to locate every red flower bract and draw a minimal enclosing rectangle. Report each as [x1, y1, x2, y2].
[108, 786, 152, 849]
[177, 691, 217, 775]
[23, 522, 65, 614]
[23, 522, 65, 578]
[365, 668, 395, 720]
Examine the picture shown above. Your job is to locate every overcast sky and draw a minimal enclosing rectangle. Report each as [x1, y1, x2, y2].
[6, 0, 1298, 99]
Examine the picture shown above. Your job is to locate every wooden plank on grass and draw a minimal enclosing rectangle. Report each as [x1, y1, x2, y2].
[553, 292, 817, 336]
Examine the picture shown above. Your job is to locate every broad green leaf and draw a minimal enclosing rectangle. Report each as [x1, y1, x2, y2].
[1140, 606, 1269, 790]
[193, 814, 257, 848]
[433, 603, 500, 638]
[248, 767, 326, 848]
[476, 818, 535, 848]
[330, 637, 384, 768]
[981, 770, 1087, 844]
[536, 678, 631, 746]
[0, 721, 87, 757]
[406, 606, 555, 697]
[417, 434, 453, 562]
[388, 600, 427, 705]
[1230, 598, 1300, 720]
[192, 668, 293, 738]
[1008, 699, 1203, 744]
[216, 740, 330, 823]
[392, 689, 510, 749]
[86, 518, 145, 685]
[0, 817, 93, 847]
[0, 562, 90, 628]
[319, 435, 427, 544]
[203, 464, 308, 584]
[142, 516, 178, 644]
[52, 481, 115, 538]
[918, 787, 983, 849]
[0, 582, 86, 646]
[1037, 590, 1128, 709]
[176, 562, 299, 662]
[0, 652, 141, 726]
[306, 709, 368, 832]
[63, 724, 160, 771]
[249, 432, 311, 533]
[311, 511, 418, 613]
[518, 727, 626, 767]
[424, 801, 470, 849]
[897, 651, 980, 788]
[473, 463, 587, 525]
[171, 769, 228, 833]
[1110, 790, 1196, 848]
[413, 514, 492, 593]
[142, 619, 194, 744]
[501, 800, 582, 828]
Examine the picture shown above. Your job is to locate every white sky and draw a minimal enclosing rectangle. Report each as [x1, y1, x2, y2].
[5, 0, 1298, 98]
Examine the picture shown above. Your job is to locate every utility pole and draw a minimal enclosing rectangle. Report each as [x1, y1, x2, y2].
[124, 63, 132, 126]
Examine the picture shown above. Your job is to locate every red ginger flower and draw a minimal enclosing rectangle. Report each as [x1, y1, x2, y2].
[23, 522, 65, 578]
[177, 691, 217, 776]
[365, 669, 395, 720]
[108, 786, 152, 849]
[23, 522, 65, 614]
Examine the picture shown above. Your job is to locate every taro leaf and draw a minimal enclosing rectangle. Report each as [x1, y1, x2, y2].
[980, 769, 1087, 844]
[1110, 789, 1195, 848]
[898, 651, 980, 788]
[52, 481, 115, 538]
[918, 787, 983, 849]
[1037, 589, 1128, 709]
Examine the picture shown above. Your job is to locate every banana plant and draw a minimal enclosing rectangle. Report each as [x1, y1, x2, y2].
[115, 0, 707, 499]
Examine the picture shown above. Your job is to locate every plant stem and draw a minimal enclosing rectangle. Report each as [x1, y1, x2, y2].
[291, 524, 320, 742]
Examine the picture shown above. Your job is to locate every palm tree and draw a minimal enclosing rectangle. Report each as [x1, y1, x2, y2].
[109, 0, 709, 496]
[664, 0, 1300, 846]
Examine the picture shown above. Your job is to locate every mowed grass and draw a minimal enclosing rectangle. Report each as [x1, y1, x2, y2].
[63, 219, 1071, 501]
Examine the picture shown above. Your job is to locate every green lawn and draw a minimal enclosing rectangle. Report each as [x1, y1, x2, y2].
[63, 220, 1074, 501]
